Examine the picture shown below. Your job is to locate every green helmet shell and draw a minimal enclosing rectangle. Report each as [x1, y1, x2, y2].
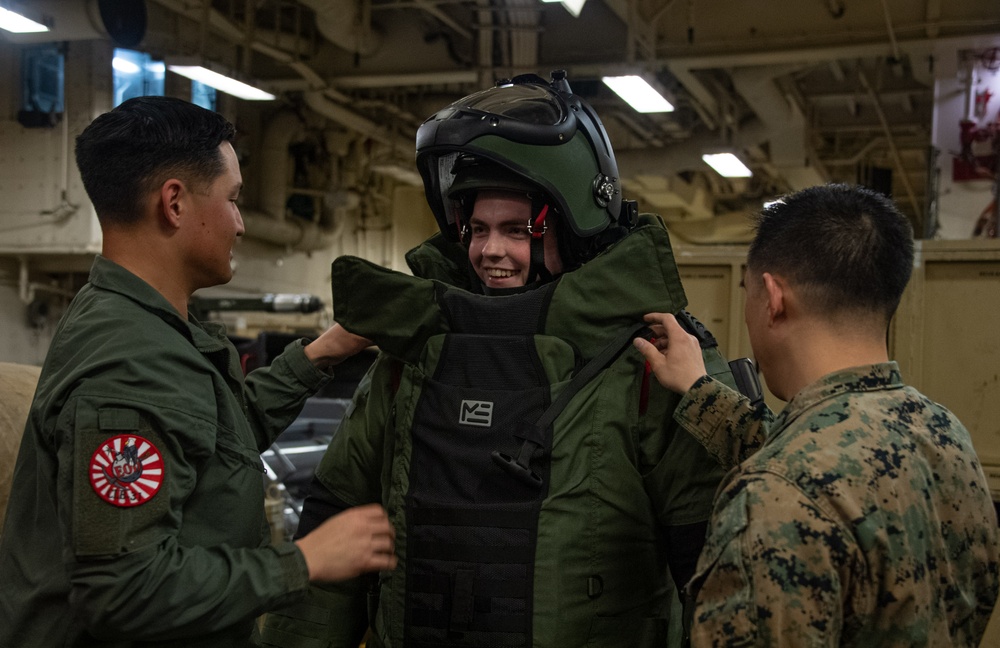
[415, 72, 625, 263]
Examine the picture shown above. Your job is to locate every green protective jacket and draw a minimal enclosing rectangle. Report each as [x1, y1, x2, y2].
[0, 256, 326, 648]
[263, 223, 732, 648]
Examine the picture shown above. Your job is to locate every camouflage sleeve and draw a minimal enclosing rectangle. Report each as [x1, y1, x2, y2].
[673, 375, 772, 470]
[688, 472, 862, 648]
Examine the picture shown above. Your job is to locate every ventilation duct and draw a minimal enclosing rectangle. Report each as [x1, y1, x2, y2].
[299, 0, 382, 56]
[244, 109, 356, 251]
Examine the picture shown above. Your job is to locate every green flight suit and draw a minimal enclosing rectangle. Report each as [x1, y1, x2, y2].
[0, 256, 326, 647]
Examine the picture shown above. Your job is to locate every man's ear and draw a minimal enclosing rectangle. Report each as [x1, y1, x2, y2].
[159, 179, 185, 230]
[761, 271, 787, 326]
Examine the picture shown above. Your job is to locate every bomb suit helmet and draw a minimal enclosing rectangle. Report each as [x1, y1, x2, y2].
[415, 71, 635, 270]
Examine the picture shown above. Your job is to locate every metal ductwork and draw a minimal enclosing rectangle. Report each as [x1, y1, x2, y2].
[303, 92, 414, 153]
[244, 109, 356, 251]
[260, 111, 307, 222]
[299, 0, 382, 56]
[241, 209, 346, 252]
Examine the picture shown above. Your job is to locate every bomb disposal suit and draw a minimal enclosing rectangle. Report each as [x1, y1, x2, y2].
[262, 73, 733, 648]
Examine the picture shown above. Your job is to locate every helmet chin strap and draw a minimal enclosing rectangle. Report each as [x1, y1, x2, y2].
[527, 204, 553, 285]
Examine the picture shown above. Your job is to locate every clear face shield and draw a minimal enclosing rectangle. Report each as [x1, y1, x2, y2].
[433, 151, 463, 238]
[448, 81, 570, 138]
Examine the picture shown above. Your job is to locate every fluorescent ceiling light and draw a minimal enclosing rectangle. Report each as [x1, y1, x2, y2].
[702, 153, 753, 178]
[167, 64, 275, 101]
[602, 75, 674, 113]
[0, 7, 49, 33]
[541, 0, 586, 18]
[112, 57, 141, 75]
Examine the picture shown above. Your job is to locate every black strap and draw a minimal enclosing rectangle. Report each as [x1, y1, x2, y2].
[527, 205, 553, 285]
[491, 322, 652, 486]
[450, 569, 476, 627]
[528, 234, 552, 285]
[536, 322, 651, 431]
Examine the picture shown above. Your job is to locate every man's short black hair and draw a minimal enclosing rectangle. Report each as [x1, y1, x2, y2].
[75, 96, 236, 226]
[747, 184, 914, 323]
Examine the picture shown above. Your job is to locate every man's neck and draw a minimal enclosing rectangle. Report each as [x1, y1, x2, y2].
[102, 231, 191, 318]
[774, 320, 889, 401]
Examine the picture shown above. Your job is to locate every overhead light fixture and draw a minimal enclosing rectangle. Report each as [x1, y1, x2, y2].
[541, 0, 586, 18]
[0, 6, 50, 33]
[602, 75, 674, 113]
[166, 59, 275, 101]
[112, 57, 141, 75]
[702, 152, 753, 178]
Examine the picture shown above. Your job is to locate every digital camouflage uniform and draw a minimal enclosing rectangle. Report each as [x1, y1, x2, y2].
[673, 362, 1000, 647]
[0, 256, 326, 648]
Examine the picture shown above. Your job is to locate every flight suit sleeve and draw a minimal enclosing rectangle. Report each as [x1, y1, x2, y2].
[687, 472, 859, 648]
[243, 338, 333, 451]
[262, 354, 396, 648]
[673, 375, 772, 471]
[60, 394, 310, 642]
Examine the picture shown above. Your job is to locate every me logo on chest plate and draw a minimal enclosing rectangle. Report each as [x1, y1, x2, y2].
[460, 400, 493, 427]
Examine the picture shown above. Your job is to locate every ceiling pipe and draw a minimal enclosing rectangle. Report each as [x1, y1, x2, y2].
[858, 70, 922, 219]
[241, 210, 346, 252]
[374, 0, 472, 40]
[260, 111, 306, 222]
[822, 137, 888, 166]
[243, 109, 357, 251]
[299, 0, 383, 56]
[17, 256, 76, 304]
[150, 0, 312, 60]
[303, 91, 414, 154]
[879, 0, 902, 62]
[151, 0, 417, 160]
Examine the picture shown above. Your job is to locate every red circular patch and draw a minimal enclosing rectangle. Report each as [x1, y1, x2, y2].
[89, 434, 164, 507]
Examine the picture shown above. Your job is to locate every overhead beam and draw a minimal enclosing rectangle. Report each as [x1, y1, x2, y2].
[859, 70, 922, 220]
[662, 34, 1000, 71]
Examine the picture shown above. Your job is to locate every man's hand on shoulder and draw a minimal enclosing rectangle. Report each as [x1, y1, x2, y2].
[633, 312, 708, 395]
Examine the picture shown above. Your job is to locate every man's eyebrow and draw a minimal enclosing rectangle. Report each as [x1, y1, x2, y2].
[469, 216, 525, 226]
